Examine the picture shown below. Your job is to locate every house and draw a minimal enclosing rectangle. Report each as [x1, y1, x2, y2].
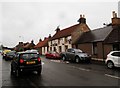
[14, 42, 27, 52]
[76, 11, 120, 61]
[23, 40, 35, 51]
[34, 35, 51, 55]
[48, 14, 90, 53]
[14, 40, 35, 52]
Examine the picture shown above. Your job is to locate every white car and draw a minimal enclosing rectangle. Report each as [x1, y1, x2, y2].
[105, 51, 120, 69]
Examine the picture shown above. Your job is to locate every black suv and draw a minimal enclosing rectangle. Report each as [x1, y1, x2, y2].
[11, 51, 42, 76]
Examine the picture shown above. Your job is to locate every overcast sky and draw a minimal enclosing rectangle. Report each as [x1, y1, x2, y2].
[0, 0, 119, 48]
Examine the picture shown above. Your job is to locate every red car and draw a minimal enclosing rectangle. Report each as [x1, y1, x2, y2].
[45, 51, 61, 59]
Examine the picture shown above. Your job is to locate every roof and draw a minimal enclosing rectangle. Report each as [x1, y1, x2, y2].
[34, 38, 49, 48]
[24, 43, 35, 49]
[50, 24, 79, 40]
[76, 26, 114, 44]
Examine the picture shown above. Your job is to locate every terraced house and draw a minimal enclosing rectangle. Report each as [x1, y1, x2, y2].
[48, 14, 90, 53]
[75, 11, 120, 61]
[34, 35, 51, 55]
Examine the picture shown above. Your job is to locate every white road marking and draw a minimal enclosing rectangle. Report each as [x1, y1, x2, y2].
[50, 60, 61, 62]
[105, 74, 120, 79]
[78, 67, 90, 72]
[70, 66, 90, 72]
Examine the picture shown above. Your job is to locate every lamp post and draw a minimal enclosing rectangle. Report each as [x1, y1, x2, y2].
[19, 36, 24, 42]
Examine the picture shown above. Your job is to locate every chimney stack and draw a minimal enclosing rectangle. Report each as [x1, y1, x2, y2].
[39, 38, 42, 42]
[49, 34, 51, 38]
[112, 11, 120, 25]
[78, 14, 86, 24]
[55, 26, 60, 33]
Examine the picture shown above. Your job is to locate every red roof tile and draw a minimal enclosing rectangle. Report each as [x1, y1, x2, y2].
[34, 38, 49, 48]
[50, 23, 89, 40]
[50, 24, 79, 40]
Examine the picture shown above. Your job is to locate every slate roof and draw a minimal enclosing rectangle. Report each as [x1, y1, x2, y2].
[76, 26, 115, 44]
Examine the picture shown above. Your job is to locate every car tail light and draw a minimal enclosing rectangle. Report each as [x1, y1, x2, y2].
[38, 57, 41, 62]
[20, 59, 24, 64]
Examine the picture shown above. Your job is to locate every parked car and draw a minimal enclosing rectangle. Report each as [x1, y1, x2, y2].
[11, 51, 42, 76]
[0, 50, 2, 54]
[4, 51, 16, 61]
[45, 51, 61, 59]
[60, 48, 91, 63]
[105, 51, 120, 69]
[2, 49, 11, 59]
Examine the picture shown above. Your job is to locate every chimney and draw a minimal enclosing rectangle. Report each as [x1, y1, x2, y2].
[31, 40, 34, 44]
[55, 26, 60, 33]
[112, 11, 120, 25]
[19, 42, 23, 45]
[39, 38, 42, 42]
[44, 37, 47, 40]
[49, 34, 51, 38]
[78, 14, 86, 24]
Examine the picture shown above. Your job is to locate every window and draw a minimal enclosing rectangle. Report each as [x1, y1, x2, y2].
[92, 42, 97, 55]
[50, 47, 52, 51]
[21, 53, 38, 60]
[47, 46, 49, 52]
[65, 37, 68, 43]
[112, 52, 120, 57]
[65, 45, 68, 52]
[54, 47, 56, 52]
[44, 47, 45, 53]
[59, 46, 62, 53]
[58, 39, 60, 44]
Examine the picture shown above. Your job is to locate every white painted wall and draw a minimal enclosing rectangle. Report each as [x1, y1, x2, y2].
[48, 36, 72, 53]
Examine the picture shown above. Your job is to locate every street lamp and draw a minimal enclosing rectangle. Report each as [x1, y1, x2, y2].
[19, 36, 24, 42]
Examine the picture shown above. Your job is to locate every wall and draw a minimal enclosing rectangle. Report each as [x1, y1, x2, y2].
[78, 43, 92, 55]
[103, 44, 113, 58]
[48, 36, 72, 53]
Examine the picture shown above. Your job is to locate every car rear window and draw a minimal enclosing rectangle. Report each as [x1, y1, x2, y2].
[20, 53, 39, 60]
[112, 52, 120, 57]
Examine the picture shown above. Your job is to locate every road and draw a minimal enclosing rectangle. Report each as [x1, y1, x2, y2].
[1, 55, 120, 88]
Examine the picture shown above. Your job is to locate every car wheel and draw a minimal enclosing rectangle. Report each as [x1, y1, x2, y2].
[75, 57, 80, 63]
[5, 58, 8, 61]
[11, 65, 14, 75]
[62, 56, 66, 61]
[37, 70, 41, 75]
[87, 60, 91, 64]
[107, 61, 114, 69]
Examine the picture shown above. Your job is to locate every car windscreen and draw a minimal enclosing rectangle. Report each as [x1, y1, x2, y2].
[74, 49, 82, 53]
[20, 53, 39, 60]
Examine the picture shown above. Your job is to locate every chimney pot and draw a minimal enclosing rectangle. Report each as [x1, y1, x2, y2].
[112, 11, 120, 25]
[112, 11, 117, 18]
[80, 15, 82, 18]
[39, 38, 42, 42]
[55, 26, 60, 33]
[49, 34, 51, 38]
[83, 15, 85, 18]
[78, 14, 86, 24]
